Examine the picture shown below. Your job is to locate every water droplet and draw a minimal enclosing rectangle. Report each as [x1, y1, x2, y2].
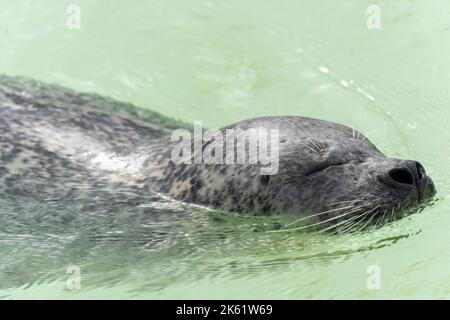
[340, 80, 349, 87]
[318, 66, 329, 74]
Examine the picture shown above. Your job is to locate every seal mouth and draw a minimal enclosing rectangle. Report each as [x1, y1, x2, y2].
[271, 165, 436, 235]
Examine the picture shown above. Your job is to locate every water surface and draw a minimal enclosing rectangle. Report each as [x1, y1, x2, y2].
[0, 0, 449, 299]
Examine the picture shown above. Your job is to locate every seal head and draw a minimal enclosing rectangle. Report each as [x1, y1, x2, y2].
[159, 116, 435, 231]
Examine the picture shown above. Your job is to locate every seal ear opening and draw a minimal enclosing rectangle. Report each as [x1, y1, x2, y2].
[260, 175, 270, 185]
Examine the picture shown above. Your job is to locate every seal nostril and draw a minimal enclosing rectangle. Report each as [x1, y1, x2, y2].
[415, 161, 424, 180]
[388, 168, 414, 185]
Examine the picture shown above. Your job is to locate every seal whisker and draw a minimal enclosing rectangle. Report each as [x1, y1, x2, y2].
[269, 205, 369, 233]
[338, 205, 381, 234]
[389, 207, 395, 223]
[315, 212, 363, 234]
[338, 217, 365, 234]
[357, 205, 382, 231]
[337, 217, 364, 234]
[282, 118, 321, 153]
[327, 199, 363, 206]
[337, 209, 371, 233]
[359, 211, 379, 231]
[372, 213, 383, 230]
[327, 197, 380, 206]
[328, 197, 384, 233]
[282, 197, 383, 231]
[357, 135, 367, 148]
[335, 208, 375, 233]
[376, 209, 388, 228]
[283, 203, 369, 228]
[284, 137, 319, 154]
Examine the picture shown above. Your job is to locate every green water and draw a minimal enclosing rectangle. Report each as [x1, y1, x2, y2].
[1, 0, 449, 299]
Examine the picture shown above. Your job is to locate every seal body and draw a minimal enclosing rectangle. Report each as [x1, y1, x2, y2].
[0, 75, 435, 231]
[0, 75, 189, 225]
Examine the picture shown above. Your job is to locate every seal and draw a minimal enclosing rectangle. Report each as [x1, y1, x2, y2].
[0, 75, 435, 232]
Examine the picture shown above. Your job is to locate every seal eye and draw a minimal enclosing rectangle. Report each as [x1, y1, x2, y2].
[307, 160, 346, 176]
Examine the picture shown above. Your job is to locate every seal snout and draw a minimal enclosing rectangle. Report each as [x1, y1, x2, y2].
[381, 160, 433, 201]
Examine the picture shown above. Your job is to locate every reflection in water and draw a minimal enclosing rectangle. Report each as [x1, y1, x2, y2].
[0, 187, 420, 298]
